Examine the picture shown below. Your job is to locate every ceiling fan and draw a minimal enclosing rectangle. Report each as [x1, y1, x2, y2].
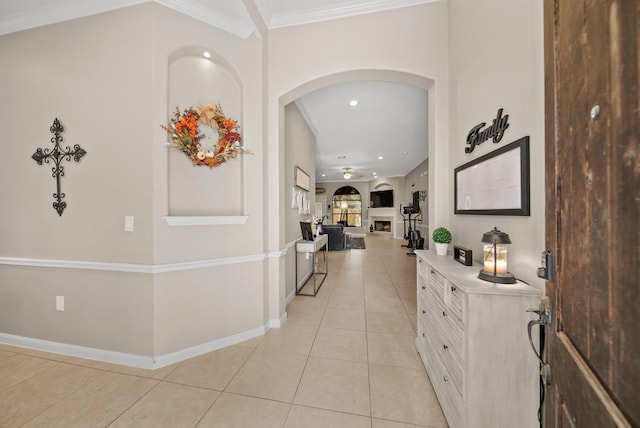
[342, 168, 362, 179]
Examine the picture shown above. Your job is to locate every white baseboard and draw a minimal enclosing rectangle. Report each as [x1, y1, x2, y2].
[153, 326, 266, 368]
[296, 270, 313, 291]
[268, 311, 288, 328]
[286, 288, 297, 305]
[0, 325, 267, 370]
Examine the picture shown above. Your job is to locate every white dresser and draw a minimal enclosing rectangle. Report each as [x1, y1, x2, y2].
[415, 250, 542, 428]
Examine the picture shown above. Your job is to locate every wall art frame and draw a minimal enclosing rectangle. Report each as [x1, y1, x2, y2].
[454, 136, 530, 216]
[294, 166, 310, 192]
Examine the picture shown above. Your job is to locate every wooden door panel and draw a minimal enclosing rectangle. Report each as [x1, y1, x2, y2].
[555, 0, 591, 366]
[554, 332, 630, 427]
[557, 0, 613, 383]
[545, 0, 639, 426]
[607, 2, 640, 416]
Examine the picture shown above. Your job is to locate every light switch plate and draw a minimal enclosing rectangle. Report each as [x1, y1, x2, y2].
[125, 216, 134, 232]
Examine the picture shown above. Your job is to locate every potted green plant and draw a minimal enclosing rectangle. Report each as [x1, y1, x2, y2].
[432, 227, 452, 256]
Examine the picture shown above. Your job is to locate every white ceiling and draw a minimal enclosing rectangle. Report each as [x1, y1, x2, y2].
[0, 0, 431, 183]
[296, 81, 428, 182]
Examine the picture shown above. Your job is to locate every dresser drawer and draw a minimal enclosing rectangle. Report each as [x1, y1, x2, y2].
[426, 343, 464, 428]
[426, 266, 446, 300]
[424, 319, 465, 400]
[417, 307, 428, 341]
[417, 257, 428, 285]
[445, 281, 464, 323]
[417, 277, 428, 300]
[427, 265, 464, 324]
[423, 287, 464, 362]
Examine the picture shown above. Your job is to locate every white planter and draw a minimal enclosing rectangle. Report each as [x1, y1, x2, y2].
[435, 243, 449, 256]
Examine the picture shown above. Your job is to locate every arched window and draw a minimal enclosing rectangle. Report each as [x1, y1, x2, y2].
[332, 186, 362, 227]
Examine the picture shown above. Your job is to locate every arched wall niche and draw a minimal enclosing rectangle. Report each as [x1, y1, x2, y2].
[374, 182, 393, 190]
[166, 46, 246, 217]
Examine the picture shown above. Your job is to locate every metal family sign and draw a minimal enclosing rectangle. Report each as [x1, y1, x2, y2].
[465, 108, 510, 153]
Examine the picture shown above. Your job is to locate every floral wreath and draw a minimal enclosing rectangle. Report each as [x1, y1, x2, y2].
[161, 103, 251, 168]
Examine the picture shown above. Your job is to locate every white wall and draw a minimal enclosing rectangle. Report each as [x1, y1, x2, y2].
[0, 3, 268, 366]
[448, 0, 545, 290]
[150, 4, 267, 356]
[266, 2, 449, 318]
[0, 5, 157, 359]
[0, 0, 546, 367]
[284, 102, 316, 299]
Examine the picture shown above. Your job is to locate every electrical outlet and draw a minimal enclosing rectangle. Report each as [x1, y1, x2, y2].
[56, 296, 64, 311]
[125, 216, 134, 232]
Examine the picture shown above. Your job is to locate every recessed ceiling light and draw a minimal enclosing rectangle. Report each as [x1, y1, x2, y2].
[322, 174, 326, 177]
[378, 156, 383, 160]
[203, 51, 211, 58]
[349, 100, 358, 107]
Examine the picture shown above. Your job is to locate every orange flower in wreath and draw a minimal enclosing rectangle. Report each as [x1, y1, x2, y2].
[161, 103, 251, 168]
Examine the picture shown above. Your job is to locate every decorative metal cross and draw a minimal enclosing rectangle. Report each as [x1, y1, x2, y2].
[32, 118, 87, 216]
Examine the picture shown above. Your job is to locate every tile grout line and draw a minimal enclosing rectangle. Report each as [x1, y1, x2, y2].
[282, 249, 346, 426]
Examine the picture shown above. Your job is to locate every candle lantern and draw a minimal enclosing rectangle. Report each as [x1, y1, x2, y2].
[478, 227, 516, 284]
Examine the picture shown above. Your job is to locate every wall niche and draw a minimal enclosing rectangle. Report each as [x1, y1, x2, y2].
[167, 47, 244, 217]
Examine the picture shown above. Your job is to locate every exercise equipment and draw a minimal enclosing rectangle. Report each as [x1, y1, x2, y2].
[400, 205, 424, 255]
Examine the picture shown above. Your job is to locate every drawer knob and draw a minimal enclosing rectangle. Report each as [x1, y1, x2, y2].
[443, 375, 449, 382]
[443, 344, 448, 351]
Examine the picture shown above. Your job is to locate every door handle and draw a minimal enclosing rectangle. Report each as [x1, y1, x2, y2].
[526, 296, 552, 325]
[527, 296, 552, 385]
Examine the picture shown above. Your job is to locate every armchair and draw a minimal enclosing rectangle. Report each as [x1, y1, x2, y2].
[320, 224, 348, 251]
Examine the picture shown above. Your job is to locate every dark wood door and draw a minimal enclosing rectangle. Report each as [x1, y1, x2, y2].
[544, 0, 639, 426]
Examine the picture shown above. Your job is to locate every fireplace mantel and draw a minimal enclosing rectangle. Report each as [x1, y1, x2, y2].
[368, 208, 397, 238]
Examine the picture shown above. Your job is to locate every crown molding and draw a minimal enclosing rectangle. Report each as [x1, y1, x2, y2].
[0, 0, 256, 39]
[155, 0, 256, 39]
[266, 0, 439, 29]
[0, 0, 438, 38]
[0, 0, 146, 37]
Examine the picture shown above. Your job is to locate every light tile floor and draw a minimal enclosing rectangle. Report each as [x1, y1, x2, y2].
[0, 236, 447, 428]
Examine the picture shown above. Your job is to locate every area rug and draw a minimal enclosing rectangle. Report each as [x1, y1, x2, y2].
[350, 237, 366, 249]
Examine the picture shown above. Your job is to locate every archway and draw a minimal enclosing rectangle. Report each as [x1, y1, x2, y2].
[269, 69, 439, 327]
[278, 69, 436, 233]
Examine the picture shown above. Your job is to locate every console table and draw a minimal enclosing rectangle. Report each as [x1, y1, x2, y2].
[414, 250, 542, 428]
[295, 234, 328, 296]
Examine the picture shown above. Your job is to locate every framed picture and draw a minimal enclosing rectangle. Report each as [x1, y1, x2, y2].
[454, 136, 530, 216]
[300, 222, 313, 241]
[294, 166, 310, 192]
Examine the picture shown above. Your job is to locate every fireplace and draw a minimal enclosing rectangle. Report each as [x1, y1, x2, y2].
[374, 220, 391, 232]
[369, 213, 395, 238]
